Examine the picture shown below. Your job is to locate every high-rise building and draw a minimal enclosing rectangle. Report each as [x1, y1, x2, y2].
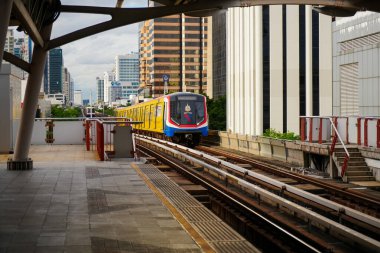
[62, 67, 71, 105]
[96, 77, 104, 103]
[74, 90, 83, 106]
[114, 53, 140, 102]
[69, 77, 74, 105]
[103, 71, 115, 103]
[139, 14, 211, 98]
[226, 6, 332, 135]
[4, 29, 14, 54]
[48, 48, 63, 94]
[333, 12, 380, 116]
[115, 53, 139, 82]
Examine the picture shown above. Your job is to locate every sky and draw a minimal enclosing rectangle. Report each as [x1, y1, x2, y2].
[52, 0, 148, 100]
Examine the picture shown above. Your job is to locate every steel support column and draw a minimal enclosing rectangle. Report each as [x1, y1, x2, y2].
[0, 0, 13, 70]
[8, 25, 52, 170]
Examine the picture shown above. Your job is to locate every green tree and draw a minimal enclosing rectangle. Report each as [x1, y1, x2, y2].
[95, 106, 115, 116]
[206, 95, 226, 131]
[51, 105, 82, 118]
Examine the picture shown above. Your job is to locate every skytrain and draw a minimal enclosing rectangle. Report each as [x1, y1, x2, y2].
[116, 92, 208, 146]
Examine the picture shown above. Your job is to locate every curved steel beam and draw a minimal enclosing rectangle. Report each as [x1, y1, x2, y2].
[47, 4, 220, 50]
[47, 0, 364, 50]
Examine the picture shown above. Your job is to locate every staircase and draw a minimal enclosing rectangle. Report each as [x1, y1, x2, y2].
[333, 147, 376, 182]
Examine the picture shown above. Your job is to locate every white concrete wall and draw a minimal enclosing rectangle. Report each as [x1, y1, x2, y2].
[13, 120, 85, 145]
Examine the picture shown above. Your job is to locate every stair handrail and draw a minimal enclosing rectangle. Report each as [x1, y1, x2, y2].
[329, 118, 350, 177]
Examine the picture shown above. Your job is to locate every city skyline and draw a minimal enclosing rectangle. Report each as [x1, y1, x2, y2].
[52, 0, 146, 100]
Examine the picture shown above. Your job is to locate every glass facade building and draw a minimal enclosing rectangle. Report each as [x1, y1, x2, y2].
[49, 48, 63, 94]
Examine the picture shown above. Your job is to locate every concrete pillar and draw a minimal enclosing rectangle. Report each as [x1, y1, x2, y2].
[8, 25, 52, 170]
[255, 6, 263, 135]
[0, 0, 13, 70]
[305, 5, 313, 116]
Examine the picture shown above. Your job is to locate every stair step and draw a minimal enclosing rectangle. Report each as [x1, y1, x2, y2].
[339, 161, 367, 166]
[335, 148, 359, 153]
[335, 152, 362, 157]
[346, 166, 371, 171]
[337, 157, 365, 162]
[346, 176, 376, 182]
[345, 171, 373, 177]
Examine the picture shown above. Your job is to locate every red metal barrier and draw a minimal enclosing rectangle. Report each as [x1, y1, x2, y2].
[341, 154, 349, 177]
[364, 119, 369, 147]
[357, 118, 361, 145]
[85, 120, 91, 151]
[309, 118, 313, 143]
[96, 122, 104, 161]
[318, 118, 323, 144]
[300, 118, 306, 141]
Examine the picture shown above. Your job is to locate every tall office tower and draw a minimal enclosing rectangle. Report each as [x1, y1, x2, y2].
[139, 14, 211, 98]
[96, 77, 104, 103]
[4, 29, 14, 54]
[115, 53, 139, 82]
[103, 71, 115, 103]
[69, 77, 74, 105]
[212, 12, 227, 99]
[139, 21, 150, 97]
[62, 67, 71, 105]
[226, 6, 332, 135]
[49, 48, 63, 94]
[13, 38, 24, 59]
[74, 90, 83, 106]
[115, 53, 140, 100]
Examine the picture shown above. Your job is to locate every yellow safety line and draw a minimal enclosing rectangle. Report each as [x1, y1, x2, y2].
[131, 163, 216, 253]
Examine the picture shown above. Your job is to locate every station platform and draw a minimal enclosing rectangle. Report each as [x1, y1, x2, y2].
[0, 145, 259, 253]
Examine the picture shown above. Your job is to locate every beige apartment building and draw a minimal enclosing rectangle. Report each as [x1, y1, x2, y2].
[139, 14, 212, 98]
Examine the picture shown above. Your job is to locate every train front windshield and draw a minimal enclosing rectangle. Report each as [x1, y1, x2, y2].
[170, 95, 205, 125]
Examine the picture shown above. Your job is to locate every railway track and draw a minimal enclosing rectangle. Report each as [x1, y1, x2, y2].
[196, 145, 380, 211]
[135, 135, 380, 253]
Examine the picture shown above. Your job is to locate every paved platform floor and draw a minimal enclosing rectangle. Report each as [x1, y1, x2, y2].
[0, 145, 202, 253]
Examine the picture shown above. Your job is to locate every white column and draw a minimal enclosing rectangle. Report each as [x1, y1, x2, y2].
[0, 0, 13, 70]
[255, 6, 263, 135]
[286, 5, 300, 133]
[319, 14, 333, 116]
[269, 5, 283, 132]
[305, 5, 313, 116]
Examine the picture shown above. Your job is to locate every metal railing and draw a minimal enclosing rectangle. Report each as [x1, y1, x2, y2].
[300, 116, 380, 149]
[84, 117, 142, 161]
[329, 118, 350, 177]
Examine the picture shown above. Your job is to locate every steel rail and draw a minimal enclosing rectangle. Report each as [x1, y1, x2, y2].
[137, 136, 380, 252]
[197, 145, 380, 206]
[137, 144, 322, 253]
[176, 141, 380, 229]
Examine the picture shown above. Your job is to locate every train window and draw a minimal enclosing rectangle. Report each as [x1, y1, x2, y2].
[170, 97, 205, 125]
[156, 106, 162, 117]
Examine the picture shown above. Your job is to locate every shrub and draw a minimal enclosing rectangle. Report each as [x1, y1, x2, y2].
[263, 128, 300, 140]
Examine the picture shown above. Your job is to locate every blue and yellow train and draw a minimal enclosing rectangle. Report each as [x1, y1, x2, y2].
[116, 92, 208, 146]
